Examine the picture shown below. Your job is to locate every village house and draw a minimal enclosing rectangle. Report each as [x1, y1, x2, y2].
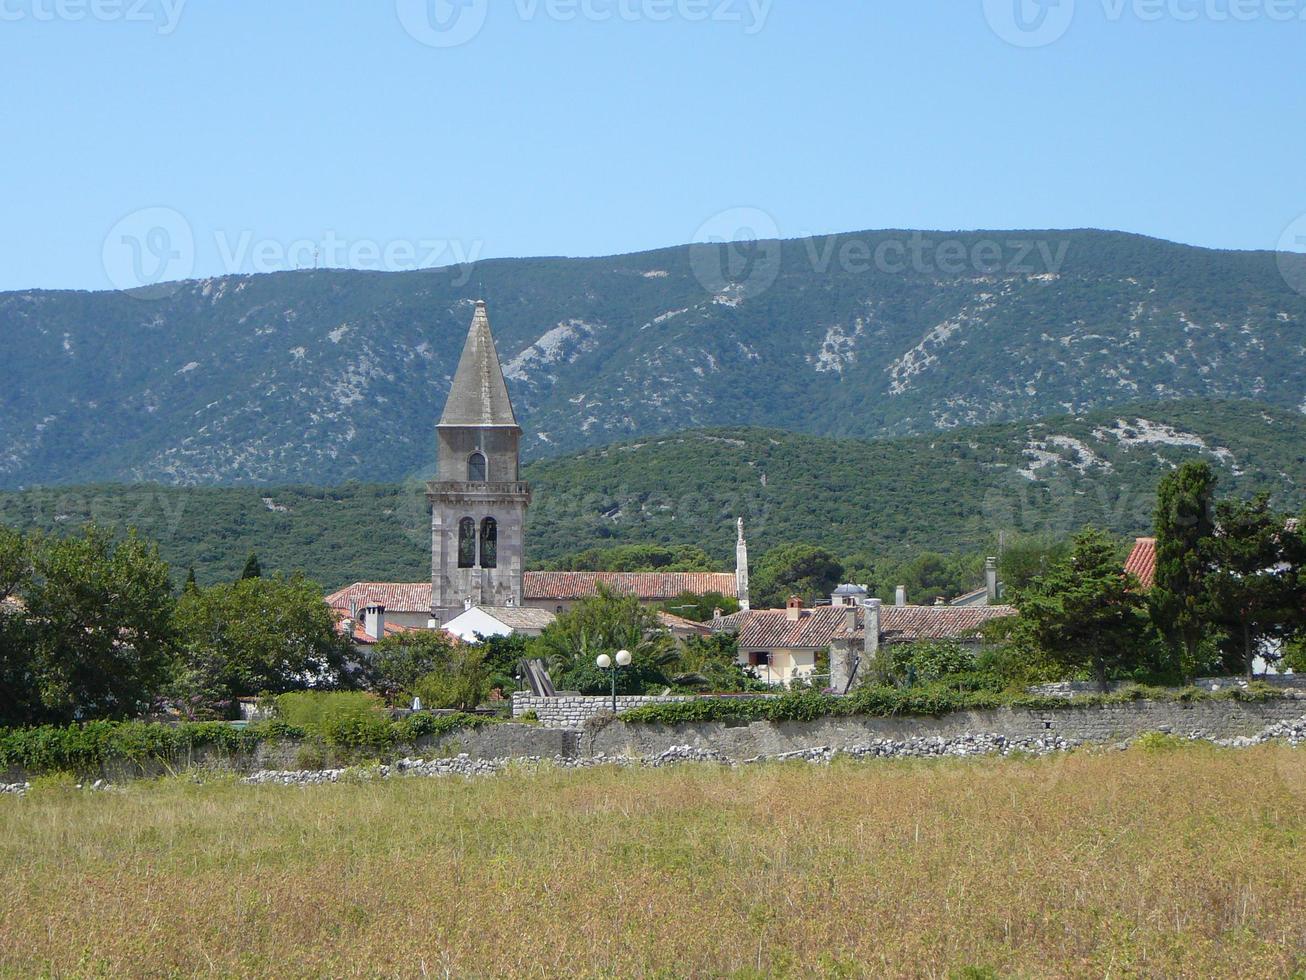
[712, 585, 1017, 688]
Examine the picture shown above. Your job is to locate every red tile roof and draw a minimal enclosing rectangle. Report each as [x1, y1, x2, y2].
[722, 603, 1018, 650]
[327, 573, 738, 612]
[332, 611, 424, 645]
[736, 606, 852, 650]
[325, 582, 434, 613]
[524, 571, 738, 601]
[1124, 537, 1157, 590]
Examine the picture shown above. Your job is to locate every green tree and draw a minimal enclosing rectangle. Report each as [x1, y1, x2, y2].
[24, 526, 177, 722]
[752, 544, 844, 609]
[548, 544, 716, 572]
[173, 574, 351, 707]
[659, 590, 740, 622]
[409, 644, 492, 711]
[240, 553, 262, 580]
[671, 631, 758, 692]
[1151, 461, 1218, 680]
[1204, 494, 1303, 678]
[997, 535, 1071, 594]
[0, 527, 39, 727]
[1010, 528, 1150, 691]
[877, 551, 982, 604]
[369, 629, 460, 693]
[530, 587, 677, 695]
[184, 566, 199, 594]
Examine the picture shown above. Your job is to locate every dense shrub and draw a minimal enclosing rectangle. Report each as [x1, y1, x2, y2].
[619, 682, 1288, 726]
[0, 705, 491, 776]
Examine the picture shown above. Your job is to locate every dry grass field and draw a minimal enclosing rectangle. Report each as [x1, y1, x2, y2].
[2, 745, 1305, 978]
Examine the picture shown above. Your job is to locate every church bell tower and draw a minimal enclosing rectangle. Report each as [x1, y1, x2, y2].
[428, 300, 531, 624]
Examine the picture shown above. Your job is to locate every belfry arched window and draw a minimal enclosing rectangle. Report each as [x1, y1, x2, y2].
[480, 517, 498, 569]
[457, 517, 476, 568]
[467, 452, 487, 482]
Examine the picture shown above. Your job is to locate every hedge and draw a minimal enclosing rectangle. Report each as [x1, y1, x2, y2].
[0, 712, 491, 776]
[618, 682, 1286, 726]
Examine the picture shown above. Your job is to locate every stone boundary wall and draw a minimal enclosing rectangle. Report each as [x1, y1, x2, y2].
[586, 696, 1306, 760]
[512, 693, 694, 728]
[0, 723, 578, 784]
[1029, 675, 1306, 698]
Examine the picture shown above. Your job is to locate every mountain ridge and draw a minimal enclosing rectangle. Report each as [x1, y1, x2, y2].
[2, 227, 1304, 487]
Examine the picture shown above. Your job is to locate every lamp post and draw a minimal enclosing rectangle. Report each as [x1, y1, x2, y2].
[596, 649, 632, 714]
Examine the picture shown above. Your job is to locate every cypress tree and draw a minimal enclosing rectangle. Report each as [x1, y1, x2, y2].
[1151, 461, 1217, 680]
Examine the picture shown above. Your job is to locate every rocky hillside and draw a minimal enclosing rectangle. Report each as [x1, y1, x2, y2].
[2, 230, 1304, 487]
[1, 401, 1300, 588]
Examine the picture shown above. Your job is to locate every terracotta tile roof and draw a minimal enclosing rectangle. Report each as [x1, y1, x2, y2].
[472, 605, 557, 631]
[325, 582, 434, 614]
[523, 571, 738, 601]
[735, 606, 852, 650]
[327, 572, 738, 613]
[332, 611, 423, 645]
[657, 610, 713, 635]
[1124, 537, 1157, 590]
[837, 605, 1018, 644]
[720, 603, 1018, 650]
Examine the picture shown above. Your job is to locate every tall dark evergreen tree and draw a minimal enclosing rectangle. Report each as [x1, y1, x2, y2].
[1010, 527, 1150, 691]
[239, 553, 262, 580]
[184, 566, 199, 593]
[1151, 461, 1217, 680]
[1205, 495, 1302, 678]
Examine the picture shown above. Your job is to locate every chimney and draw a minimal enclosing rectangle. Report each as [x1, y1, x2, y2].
[712, 607, 723, 620]
[830, 605, 860, 694]
[895, 585, 906, 607]
[862, 598, 882, 676]
[786, 596, 804, 622]
[362, 604, 386, 642]
[985, 557, 999, 604]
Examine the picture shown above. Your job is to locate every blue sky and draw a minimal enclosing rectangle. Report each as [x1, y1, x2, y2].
[2, 0, 1304, 292]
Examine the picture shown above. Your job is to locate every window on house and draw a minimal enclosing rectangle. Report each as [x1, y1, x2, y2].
[480, 517, 498, 569]
[467, 452, 487, 482]
[749, 651, 770, 666]
[457, 517, 476, 568]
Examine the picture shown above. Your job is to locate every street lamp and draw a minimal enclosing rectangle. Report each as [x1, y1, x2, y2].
[596, 649, 632, 713]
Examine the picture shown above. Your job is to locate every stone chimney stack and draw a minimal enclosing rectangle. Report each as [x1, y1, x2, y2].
[786, 596, 804, 622]
[829, 605, 859, 694]
[362, 604, 386, 642]
[862, 598, 882, 677]
[895, 585, 907, 607]
[985, 557, 999, 604]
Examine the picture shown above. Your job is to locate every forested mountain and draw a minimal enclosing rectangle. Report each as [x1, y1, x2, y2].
[1, 401, 1300, 589]
[2, 229, 1304, 487]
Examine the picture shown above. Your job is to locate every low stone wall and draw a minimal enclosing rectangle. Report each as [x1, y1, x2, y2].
[585, 696, 1306, 760]
[1029, 675, 1306, 698]
[511, 693, 693, 728]
[0, 723, 578, 784]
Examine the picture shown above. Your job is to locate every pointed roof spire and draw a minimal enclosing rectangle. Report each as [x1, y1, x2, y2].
[439, 300, 519, 428]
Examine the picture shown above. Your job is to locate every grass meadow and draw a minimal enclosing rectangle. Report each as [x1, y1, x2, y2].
[2, 745, 1304, 978]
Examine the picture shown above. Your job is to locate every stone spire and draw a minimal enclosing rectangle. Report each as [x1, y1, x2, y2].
[438, 300, 519, 428]
[735, 517, 750, 611]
